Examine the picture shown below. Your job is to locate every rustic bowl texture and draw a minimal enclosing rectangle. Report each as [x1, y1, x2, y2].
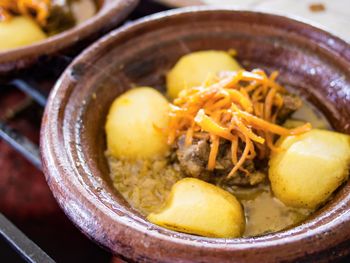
[40, 8, 350, 262]
[0, 0, 138, 76]
[153, 0, 203, 7]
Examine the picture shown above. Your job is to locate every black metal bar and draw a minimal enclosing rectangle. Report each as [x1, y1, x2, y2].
[11, 79, 47, 107]
[0, 121, 42, 170]
[0, 213, 55, 263]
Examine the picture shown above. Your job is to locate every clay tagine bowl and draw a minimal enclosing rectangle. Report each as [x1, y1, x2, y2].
[41, 7, 350, 262]
[153, 0, 204, 7]
[0, 0, 138, 76]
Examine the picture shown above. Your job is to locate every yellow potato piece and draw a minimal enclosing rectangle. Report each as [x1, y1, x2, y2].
[147, 178, 245, 238]
[105, 87, 169, 159]
[283, 119, 306, 129]
[0, 16, 46, 51]
[166, 50, 242, 99]
[269, 129, 350, 209]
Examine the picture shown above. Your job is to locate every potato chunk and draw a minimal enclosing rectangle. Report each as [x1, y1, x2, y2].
[269, 129, 350, 209]
[147, 178, 245, 238]
[0, 16, 46, 51]
[166, 50, 242, 99]
[105, 87, 169, 159]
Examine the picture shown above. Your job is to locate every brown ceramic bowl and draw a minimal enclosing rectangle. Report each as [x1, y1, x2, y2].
[40, 7, 350, 262]
[153, 0, 203, 7]
[0, 0, 138, 75]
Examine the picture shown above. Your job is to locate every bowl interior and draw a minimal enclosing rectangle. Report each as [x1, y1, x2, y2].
[42, 9, 350, 261]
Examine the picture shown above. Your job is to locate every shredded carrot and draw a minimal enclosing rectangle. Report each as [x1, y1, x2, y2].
[232, 115, 265, 144]
[228, 134, 251, 178]
[231, 136, 238, 164]
[167, 69, 312, 178]
[227, 89, 253, 112]
[235, 108, 312, 136]
[185, 122, 194, 146]
[0, 0, 51, 25]
[194, 109, 235, 141]
[208, 136, 219, 170]
[264, 88, 277, 121]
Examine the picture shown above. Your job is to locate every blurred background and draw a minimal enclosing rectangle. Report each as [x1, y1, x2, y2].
[0, 0, 349, 262]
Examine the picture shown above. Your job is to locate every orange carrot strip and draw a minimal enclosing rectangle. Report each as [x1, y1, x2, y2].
[194, 109, 235, 141]
[231, 136, 238, 164]
[264, 88, 276, 121]
[232, 115, 265, 144]
[235, 108, 312, 136]
[226, 89, 253, 112]
[228, 135, 251, 178]
[208, 136, 220, 170]
[185, 122, 194, 146]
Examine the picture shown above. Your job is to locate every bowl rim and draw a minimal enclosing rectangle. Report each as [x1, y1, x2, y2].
[0, 0, 139, 71]
[152, 0, 204, 8]
[41, 6, 350, 261]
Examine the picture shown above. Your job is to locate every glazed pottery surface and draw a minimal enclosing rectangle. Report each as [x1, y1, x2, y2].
[41, 8, 350, 262]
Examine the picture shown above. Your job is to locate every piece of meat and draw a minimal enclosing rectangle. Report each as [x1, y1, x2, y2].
[176, 136, 210, 178]
[222, 171, 266, 186]
[214, 146, 266, 186]
[176, 137, 266, 186]
[277, 94, 302, 123]
[174, 92, 302, 186]
[213, 142, 233, 172]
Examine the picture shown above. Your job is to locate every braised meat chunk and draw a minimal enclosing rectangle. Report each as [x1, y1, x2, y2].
[277, 94, 302, 123]
[176, 135, 267, 186]
[176, 136, 210, 178]
[170, 70, 306, 186]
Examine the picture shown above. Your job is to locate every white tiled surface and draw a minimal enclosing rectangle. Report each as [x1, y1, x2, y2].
[202, 0, 350, 42]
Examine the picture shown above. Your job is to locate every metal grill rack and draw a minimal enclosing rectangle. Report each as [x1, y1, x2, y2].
[0, 80, 44, 170]
[0, 79, 53, 262]
[0, 71, 115, 263]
